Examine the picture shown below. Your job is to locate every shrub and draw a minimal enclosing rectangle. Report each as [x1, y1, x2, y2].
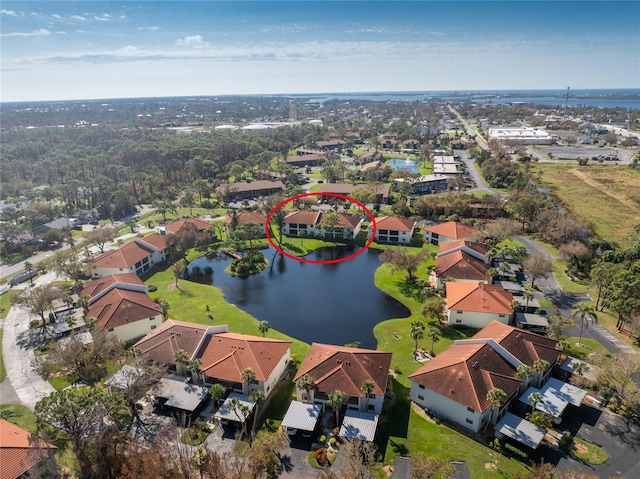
[147, 285, 158, 292]
[559, 430, 572, 449]
[317, 435, 326, 444]
[329, 437, 337, 447]
[504, 442, 528, 459]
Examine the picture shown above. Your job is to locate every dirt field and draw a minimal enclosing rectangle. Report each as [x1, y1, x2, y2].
[533, 164, 640, 241]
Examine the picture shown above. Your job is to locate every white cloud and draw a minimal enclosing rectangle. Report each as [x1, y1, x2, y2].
[95, 13, 112, 22]
[1, 9, 16, 16]
[52, 14, 62, 19]
[176, 35, 210, 48]
[1, 28, 51, 38]
[71, 15, 86, 21]
[138, 26, 159, 31]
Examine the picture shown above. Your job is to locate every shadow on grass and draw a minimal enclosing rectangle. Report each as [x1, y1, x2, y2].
[376, 377, 410, 458]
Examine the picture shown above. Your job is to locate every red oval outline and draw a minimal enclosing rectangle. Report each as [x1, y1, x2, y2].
[265, 192, 377, 264]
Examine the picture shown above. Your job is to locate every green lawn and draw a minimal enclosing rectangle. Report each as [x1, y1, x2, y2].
[145, 265, 310, 361]
[382, 401, 530, 478]
[0, 289, 20, 319]
[0, 403, 37, 431]
[564, 337, 608, 360]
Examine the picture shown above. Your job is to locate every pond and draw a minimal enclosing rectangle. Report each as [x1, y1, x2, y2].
[186, 246, 410, 349]
[387, 158, 420, 174]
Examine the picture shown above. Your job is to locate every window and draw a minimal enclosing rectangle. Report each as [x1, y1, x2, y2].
[418, 384, 425, 390]
[150, 325, 157, 330]
[456, 310, 463, 314]
[108, 328, 114, 332]
[455, 319, 462, 324]
[466, 418, 474, 425]
[418, 395, 424, 401]
[467, 407, 474, 413]
[499, 314, 505, 318]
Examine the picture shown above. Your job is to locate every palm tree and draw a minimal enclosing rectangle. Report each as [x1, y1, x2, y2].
[532, 359, 550, 387]
[77, 294, 90, 314]
[327, 390, 346, 426]
[528, 392, 544, 413]
[257, 320, 270, 338]
[156, 299, 170, 321]
[227, 397, 250, 438]
[174, 348, 189, 375]
[241, 367, 256, 395]
[187, 358, 202, 384]
[572, 301, 597, 346]
[426, 327, 440, 356]
[361, 380, 375, 410]
[410, 320, 425, 355]
[249, 389, 266, 436]
[295, 374, 314, 402]
[209, 383, 226, 407]
[516, 364, 532, 383]
[484, 388, 507, 433]
[24, 261, 34, 285]
[522, 291, 535, 311]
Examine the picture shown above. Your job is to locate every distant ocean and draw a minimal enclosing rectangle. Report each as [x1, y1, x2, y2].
[293, 89, 640, 109]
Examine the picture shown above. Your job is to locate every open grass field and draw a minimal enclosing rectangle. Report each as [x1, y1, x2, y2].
[532, 163, 640, 241]
[0, 289, 20, 319]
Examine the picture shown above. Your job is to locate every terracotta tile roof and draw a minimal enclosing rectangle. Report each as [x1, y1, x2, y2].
[197, 333, 292, 382]
[446, 283, 513, 315]
[284, 210, 321, 226]
[434, 250, 490, 281]
[336, 214, 362, 229]
[473, 321, 561, 367]
[425, 221, 479, 240]
[139, 233, 169, 250]
[293, 343, 392, 398]
[165, 217, 212, 233]
[92, 240, 154, 269]
[226, 211, 267, 226]
[408, 342, 522, 412]
[134, 319, 213, 365]
[369, 216, 416, 232]
[439, 240, 488, 256]
[0, 419, 55, 479]
[87, 288, 162, 330]
[80, 273, 145, 298]
[286, 154, 326, 164]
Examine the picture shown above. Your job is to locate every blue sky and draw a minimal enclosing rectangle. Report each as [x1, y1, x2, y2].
[1, 1, 638, 102]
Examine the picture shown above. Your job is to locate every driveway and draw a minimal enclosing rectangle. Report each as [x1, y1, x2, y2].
[554, 404, 640, 478]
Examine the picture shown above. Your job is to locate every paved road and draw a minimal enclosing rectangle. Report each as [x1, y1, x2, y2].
[0, 272, 59, 409]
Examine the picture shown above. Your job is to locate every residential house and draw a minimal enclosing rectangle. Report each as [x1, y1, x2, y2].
[281, 211, 363, 240]
[316, 139, 346, 151]
[408, 321, 561, 434]
[282, 211, 322, 237]
[285, 153, 326, 167]
[216, 180, 285, 203]
[317, 183, 390, 204]
[80, 273, 146, 298]
[380, 135, 396, 149]
[164, 217, 214, 236]
[424, 221, 479, 246]
[85, 286, 164, 342]
[0, 419, 56, 479]
[293, 343, 392, 415]
[225, 211, 267, 235]
[91, 234, 169, 279]
[393, 175, 449, 195]
[357, 150, 384, 164]
[430, 240, 491, 289]
[446, 282, 513, 328]
[196, 333, 292, 398]
[402, 139, 420, 151]
[368, 216, 416, 244]
[134, 320, 226, 373]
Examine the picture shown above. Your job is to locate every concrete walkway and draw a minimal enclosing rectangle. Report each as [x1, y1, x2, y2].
[0, 272, 59, 409]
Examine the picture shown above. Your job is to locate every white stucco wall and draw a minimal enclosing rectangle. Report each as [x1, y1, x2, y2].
[410, 381, 489, 433]
[447, 309, 511, 328]
[110, 315, 162, 342]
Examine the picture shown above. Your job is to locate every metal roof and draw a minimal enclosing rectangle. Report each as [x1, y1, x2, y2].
[520, 378, 587, 417]
[515, 313, 549, 328]
[280, 401, 322, 432]
[339, 409, 379, 442]
[214, 392, 255, 423]
[495, 412, 546, 449]
[559, 356, 597, 381]
[105, 365, 144, 389]
[153, 376, 209, 412]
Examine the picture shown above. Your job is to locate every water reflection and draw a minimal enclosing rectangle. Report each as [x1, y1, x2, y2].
[186, 246, 410, 348]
